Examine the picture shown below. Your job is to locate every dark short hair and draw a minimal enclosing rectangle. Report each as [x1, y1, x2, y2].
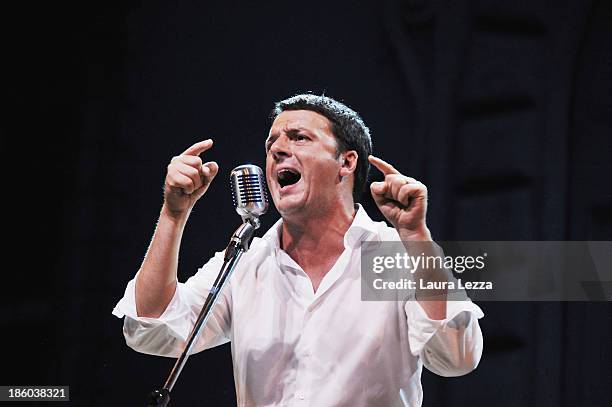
[270, 94, 373, 202]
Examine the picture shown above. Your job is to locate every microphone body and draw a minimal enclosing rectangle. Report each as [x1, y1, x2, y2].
[230, 164, 269, 223]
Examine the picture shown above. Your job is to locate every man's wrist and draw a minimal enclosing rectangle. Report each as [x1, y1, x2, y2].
[399, 226, 432, 242]
[160, 203, 191, 225]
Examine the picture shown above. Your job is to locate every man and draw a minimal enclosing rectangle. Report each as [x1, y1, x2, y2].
[113, 94, 484, 406]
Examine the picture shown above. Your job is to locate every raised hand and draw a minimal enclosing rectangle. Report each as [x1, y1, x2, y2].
[164, 139, 219, 216]
[368, 155, 431, 241]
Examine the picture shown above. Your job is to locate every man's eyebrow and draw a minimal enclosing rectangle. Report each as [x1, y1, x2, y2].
[265, 127, 317, 149]
[285, 127, 316, 137]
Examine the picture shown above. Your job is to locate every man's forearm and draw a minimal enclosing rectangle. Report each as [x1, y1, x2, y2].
[135, 204, 189, 318]
[131, 139, 217, 318]
[399, 228, 448, 320]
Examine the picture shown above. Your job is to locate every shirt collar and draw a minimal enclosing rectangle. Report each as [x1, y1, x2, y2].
[261, 217, 284, 250]
[344, 203, 380, 248]
[261, 203, 381, 251]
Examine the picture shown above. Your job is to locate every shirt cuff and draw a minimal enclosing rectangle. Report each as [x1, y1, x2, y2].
[112, 275, 177, 320]
[112, 273, 204, 342]
[111, 262, 231, 358]
[405, 296, 484, 356]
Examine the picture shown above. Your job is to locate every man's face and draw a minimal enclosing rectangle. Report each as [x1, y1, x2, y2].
[265, 110, 345, 217]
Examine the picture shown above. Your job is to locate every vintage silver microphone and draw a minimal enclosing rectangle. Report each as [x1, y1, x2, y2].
[230, 164, 269, 226]
[149, 164, 269, 407]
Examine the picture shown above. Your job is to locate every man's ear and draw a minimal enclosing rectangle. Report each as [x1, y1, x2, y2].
[339, 151, 358, 177]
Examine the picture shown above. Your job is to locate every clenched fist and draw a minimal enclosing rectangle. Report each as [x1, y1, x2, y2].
[164, 139, 219, 216]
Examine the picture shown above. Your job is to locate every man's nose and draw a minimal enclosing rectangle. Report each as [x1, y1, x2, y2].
[270, 136, 292, 160]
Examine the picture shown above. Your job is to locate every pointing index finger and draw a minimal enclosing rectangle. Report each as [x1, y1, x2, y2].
[182, 139, 213, 156]
[368, 155, 399, 175]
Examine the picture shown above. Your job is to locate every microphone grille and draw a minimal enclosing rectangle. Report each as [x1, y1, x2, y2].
[230, 164, 269, 219]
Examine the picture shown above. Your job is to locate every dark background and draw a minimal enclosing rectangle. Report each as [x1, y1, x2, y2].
[4, 0, 612, 405]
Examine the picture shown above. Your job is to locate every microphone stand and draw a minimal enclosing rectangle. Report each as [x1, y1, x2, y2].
[147, 217, 259, 407]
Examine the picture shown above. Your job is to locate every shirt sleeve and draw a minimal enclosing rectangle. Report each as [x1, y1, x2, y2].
[112, 250, 232, 358]
[405, 297, 484, 377]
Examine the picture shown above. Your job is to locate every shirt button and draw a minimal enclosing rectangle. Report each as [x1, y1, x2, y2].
[295, 392, 305, 400]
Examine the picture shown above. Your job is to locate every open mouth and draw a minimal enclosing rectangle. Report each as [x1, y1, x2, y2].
[277, 168, 301, 188]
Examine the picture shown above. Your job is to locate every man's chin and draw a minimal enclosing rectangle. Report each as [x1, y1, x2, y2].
[274, 195, 305, 217]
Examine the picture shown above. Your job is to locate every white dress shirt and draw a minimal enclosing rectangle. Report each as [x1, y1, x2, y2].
[113, 205, 484, 406]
